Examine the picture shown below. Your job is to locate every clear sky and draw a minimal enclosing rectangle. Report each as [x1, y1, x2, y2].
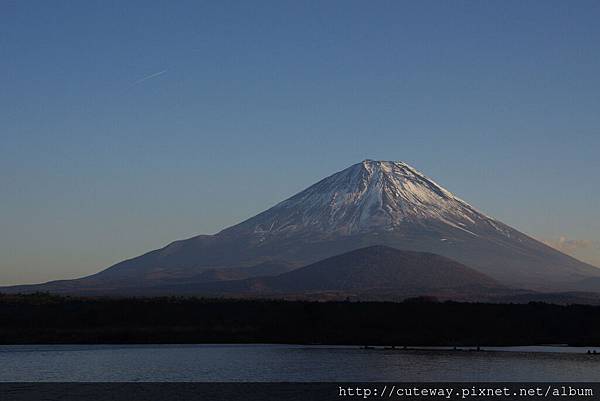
[1, 1, 599, 285]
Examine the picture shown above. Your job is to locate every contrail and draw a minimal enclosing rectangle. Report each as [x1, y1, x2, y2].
[132, 70, 167, 85]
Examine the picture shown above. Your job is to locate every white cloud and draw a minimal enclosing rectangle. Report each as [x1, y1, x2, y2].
[542, 236, 600, 268]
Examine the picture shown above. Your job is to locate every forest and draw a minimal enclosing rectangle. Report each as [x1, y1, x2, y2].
[1, 293, 599, 346]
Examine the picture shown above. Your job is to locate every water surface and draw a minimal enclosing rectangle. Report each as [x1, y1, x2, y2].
[1, 344, 599, 382]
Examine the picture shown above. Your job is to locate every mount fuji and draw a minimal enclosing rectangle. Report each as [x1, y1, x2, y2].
[4, 160, 599, 296]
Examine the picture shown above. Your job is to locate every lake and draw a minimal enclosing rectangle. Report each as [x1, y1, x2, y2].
[1, 344, 600, 382]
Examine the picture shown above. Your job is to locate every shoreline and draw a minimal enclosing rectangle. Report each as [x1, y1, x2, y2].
[2, 343, 599, 355]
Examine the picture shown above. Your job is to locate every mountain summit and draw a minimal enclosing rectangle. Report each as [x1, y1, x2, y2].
[4, 159, 599, 295]
[225, 160, 501, 238]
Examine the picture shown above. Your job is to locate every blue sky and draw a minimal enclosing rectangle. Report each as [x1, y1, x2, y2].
[1, 1, 600, 284]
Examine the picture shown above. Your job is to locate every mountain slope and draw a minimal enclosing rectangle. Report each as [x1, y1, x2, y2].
[226, 159, 495, 236]
[2, 160, 599, 294]
[249, 245, 501, 293]
[143, 246, 507, 300]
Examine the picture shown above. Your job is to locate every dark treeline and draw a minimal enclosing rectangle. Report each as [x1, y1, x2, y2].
[1, 293, 600, 346]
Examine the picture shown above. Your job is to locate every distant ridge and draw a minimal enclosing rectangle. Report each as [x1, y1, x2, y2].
[58, 246, 510, 301]
[248, 245, 500, 293]
[161, 245, 506, 300]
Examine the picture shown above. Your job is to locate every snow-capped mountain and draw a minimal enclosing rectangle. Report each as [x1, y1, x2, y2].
[227, 160, 506, 238]
[4, 160, 599, 295]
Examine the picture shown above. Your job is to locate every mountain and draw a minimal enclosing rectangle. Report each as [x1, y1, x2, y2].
[157, 246, 507, 300]
[3, 159, 599, 295]
[187, 261, 297, 282]
[263, 246, 500, 292]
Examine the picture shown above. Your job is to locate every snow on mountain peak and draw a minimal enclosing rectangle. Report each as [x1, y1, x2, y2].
[229, 160, 500, 237]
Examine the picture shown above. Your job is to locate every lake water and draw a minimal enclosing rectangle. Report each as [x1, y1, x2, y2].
[1, 344, 600, 382]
